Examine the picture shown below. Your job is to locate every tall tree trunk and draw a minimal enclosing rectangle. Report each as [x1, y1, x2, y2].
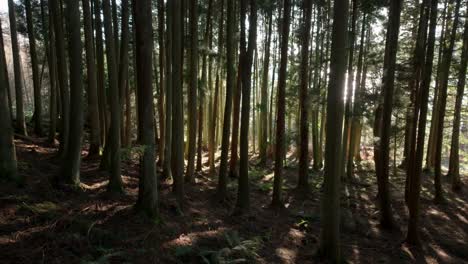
[272, 0, 291, 209]
[103, 0, 123, 192]
[163, 0, 173, 180]
[447, 4, 467, 191]
[185, 0, 198, 183]
[134, 0, 159, 218]
[341, 0, 358, 180]
[217, 0, 236, 198]
[425, 0, 449, 171]
[297, 0, 313, 191]
[404, 0, 429, 202]
[318, 0, 349, 261]
[42, 0, 57, 144]
[157, 0, 165, 165]
[406, 0, 437, 246]
[25, 0, 43, 136]
[112, 0, 119, 64]
[50, 0, 70, 156]
[235, 0, 257, 215]
[8, 0, 27, 135]
[95, 0, 108, 146]
[57, 0, 84, 185]
[433, 0, 461, 202]
[0, 17, 18, 182]
[83, 0, 101, 157]
[229, 63, 242, 178]
[118, 0, 130, 146]
[375, 0, 402, 229]
[347, 12, 367, 177]
[172, 0, 185, 209]
[259, 8, 273, 165]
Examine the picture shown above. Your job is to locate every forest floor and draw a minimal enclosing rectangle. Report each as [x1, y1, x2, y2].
[0, 137, 467, 264]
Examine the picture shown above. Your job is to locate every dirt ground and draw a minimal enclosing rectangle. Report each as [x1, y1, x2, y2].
[0, 137, 467, 264]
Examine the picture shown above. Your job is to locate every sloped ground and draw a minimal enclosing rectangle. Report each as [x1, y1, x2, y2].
[0, 137, 467, 263]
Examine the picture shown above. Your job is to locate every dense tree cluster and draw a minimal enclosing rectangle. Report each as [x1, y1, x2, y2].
[0, 0, 467, 262]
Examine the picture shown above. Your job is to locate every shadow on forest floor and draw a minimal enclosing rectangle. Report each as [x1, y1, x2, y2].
[0, 137, 467, 263]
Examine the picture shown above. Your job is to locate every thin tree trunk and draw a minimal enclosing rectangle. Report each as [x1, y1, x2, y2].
[297, 0, 313, 191]
[447, 3, 467, 191]
[319, 0, 349, 260]
[272, 0, 291, 209]
[163, 0, 173, 181]
[95, 0, 108, 147]
[172, 0, 184, 209]
[185, 0, 198, 183]
[103, 0, 123, 192]
[25, 0, 43, 136]
[406, 0, 437, 246]
[8, 0, 27, 135]
[83, 0, 101, 157]
[235, 0, 257, 215]
[375, 0, 402, 229]
[217, 0, 236, 198]
[50, 0, 70, 156]
[42, 0, 57, 144]
[433, 0, 461, 202]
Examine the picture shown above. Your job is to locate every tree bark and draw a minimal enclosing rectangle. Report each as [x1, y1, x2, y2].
[235, 0, 257, 215]
[57, 0, 84, 185]
[83, 0, 101, 157]
[50, 0, 70, 156]
[272, 0, 291, 209]
[297, 0, 313, 192]
[25, 0, 43, 136]
[0, 17, 18, 182]
[375, 0, 402, 229]
[172, 0, 185, 209]
[133, 0, 159, 218]
[103, 0, 123, 192]
[433, 0, 461, 202]
[318, 0, 349, 260]
[406, 0, 437, 246]
[217, 0, 236, 198]
[447, 4, 467, 191]
[8, 0, 27, 135]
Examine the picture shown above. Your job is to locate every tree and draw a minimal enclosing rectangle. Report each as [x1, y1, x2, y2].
[25, 0, 43, 136]
[0, 17, 18, 182]
[185, 0, 198, 184]
[217, 0, 236, 198]
[163, 0, 173, 181]
[375, 0, 403, 229]
[172, 0, 185, 209]
[133, 0, 159, 218]
[297, 0, 313, 192]
[318, 0, 349, 261]
[83, 0, 101, 157]
[433, 0, 461, 202]
[42, 0, 57, 144]
[8, 0, 27, 135]
[50, 0, 70, 157]
[447, 3, 468, 191]
[118, 0, 130, 148]
[406, 0, 438, 246]
[272, 0, 291, 209]
[57, 0, 84, 186]
[259, 5, 273, 165]
[103, 0, 123, 192]
[235, 0, 257, 215]
[95, 0, 108, 146]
